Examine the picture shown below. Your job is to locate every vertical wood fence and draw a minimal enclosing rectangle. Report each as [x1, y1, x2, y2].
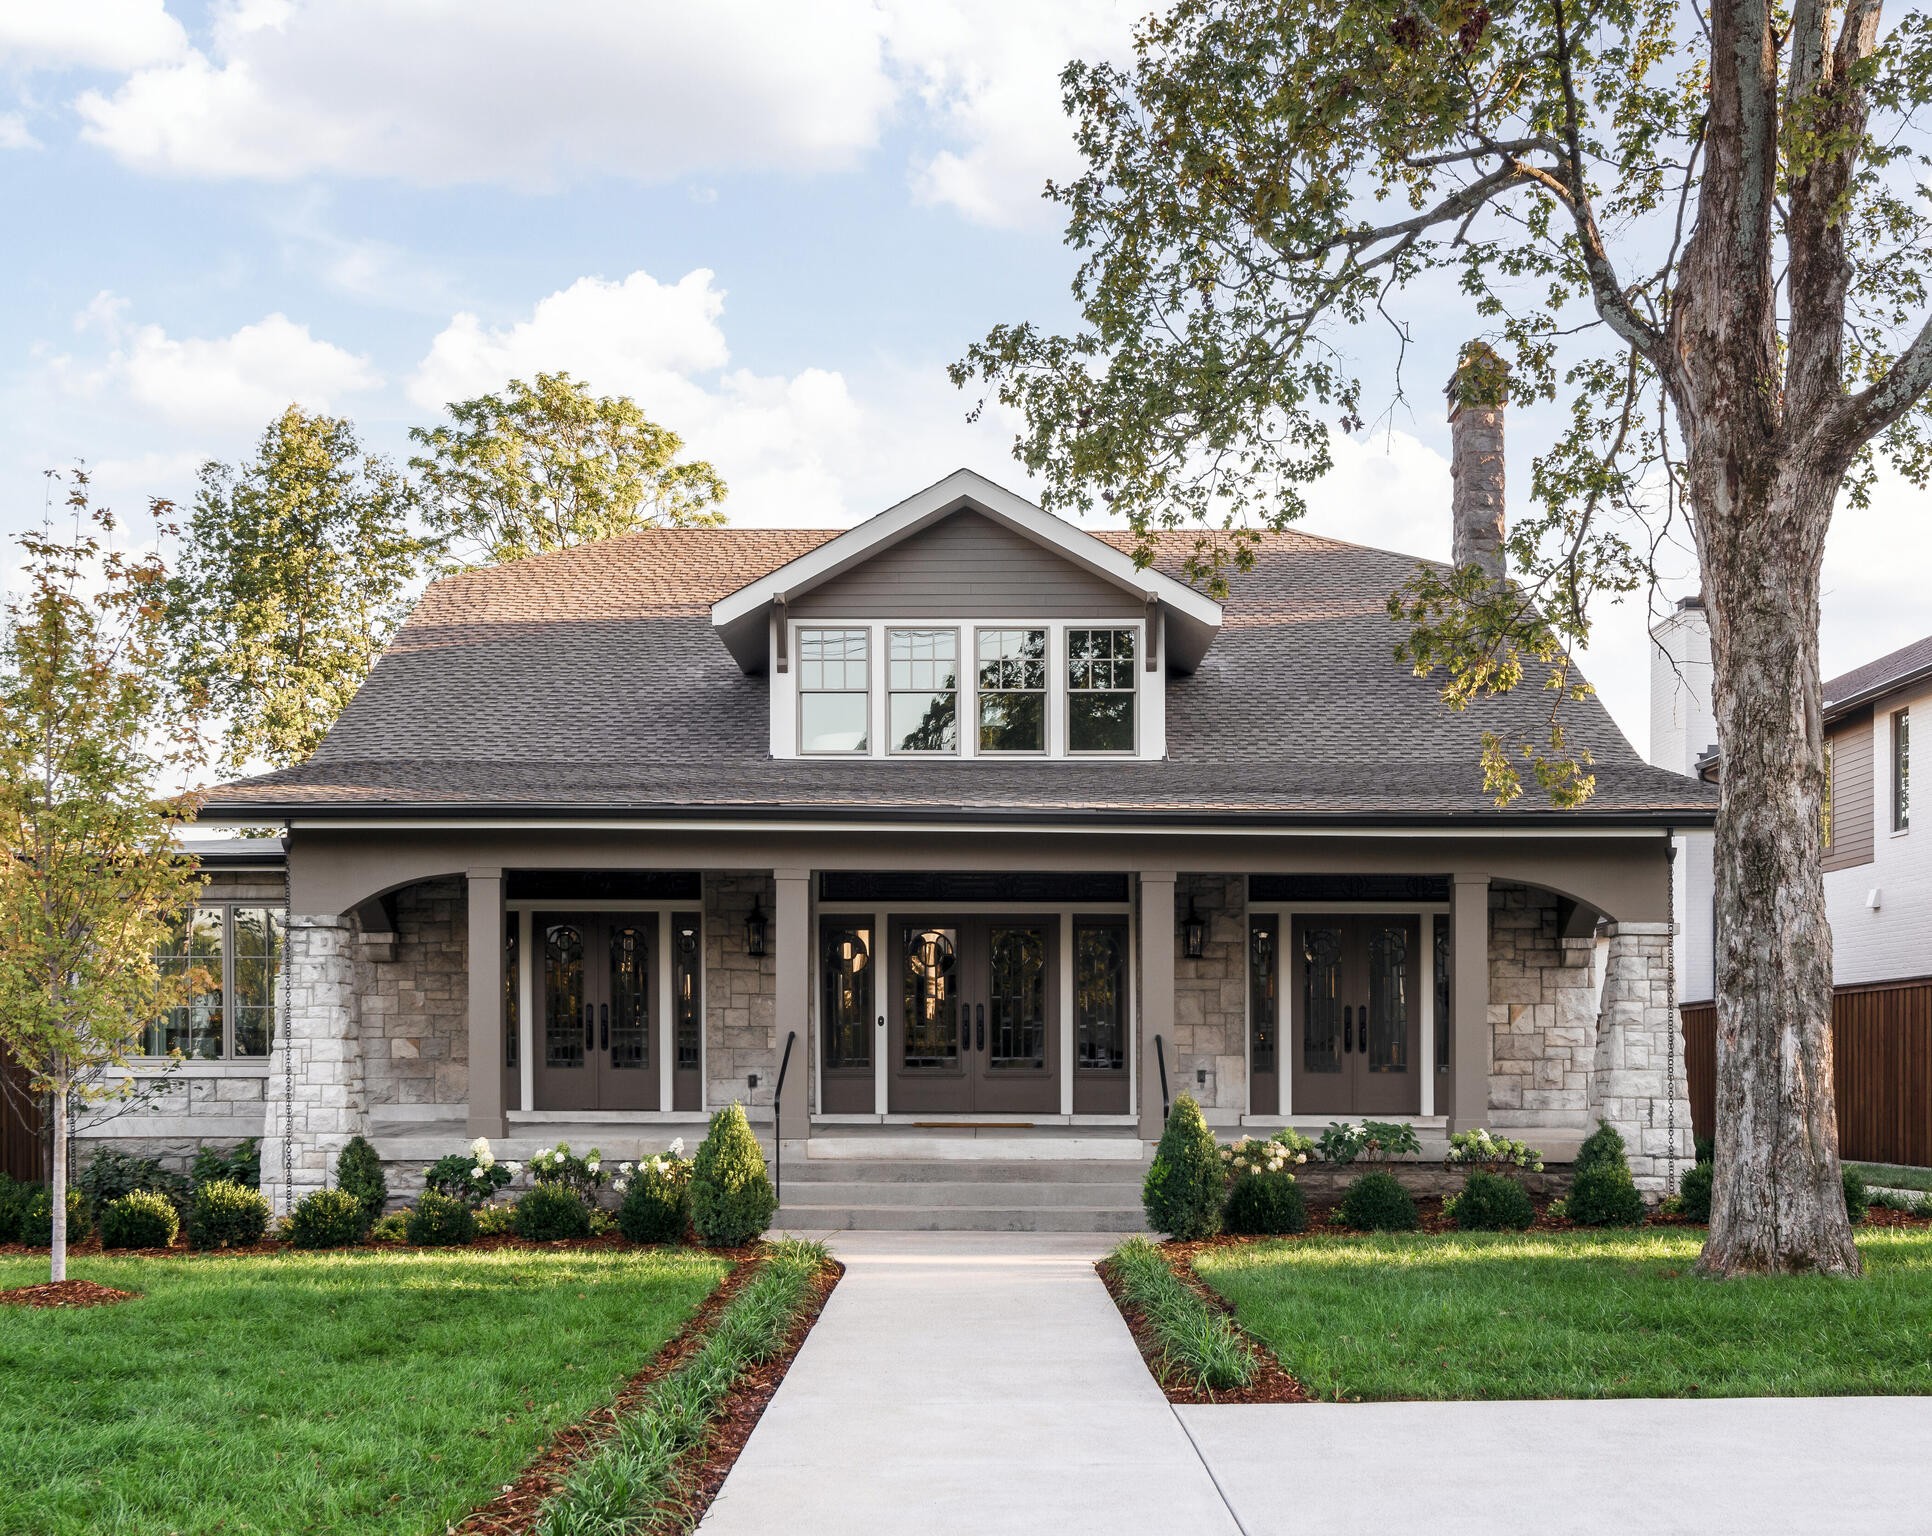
[0, 1047, 47, 1183]
[1683, 977, 1932, 1168]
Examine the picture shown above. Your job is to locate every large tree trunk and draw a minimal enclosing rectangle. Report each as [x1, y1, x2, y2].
[49, 1065, 68, 1285]
[1696, 468, 1859, 1277]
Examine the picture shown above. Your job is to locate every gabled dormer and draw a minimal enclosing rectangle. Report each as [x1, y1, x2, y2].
[711, 470, 1222, 761]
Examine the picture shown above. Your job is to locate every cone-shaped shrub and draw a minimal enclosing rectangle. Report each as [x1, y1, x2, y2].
[1573, 1120, 1628, 1178]
[335, 1135, 387, 1232]
[99, 1189, 179, 1249]
[690, 1102, 777, 1246]
[1142, 1093, 1224, 1239]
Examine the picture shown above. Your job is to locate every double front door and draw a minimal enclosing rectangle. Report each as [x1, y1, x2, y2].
[1275, 914, 1421, 1117]
[888, 916, 1060, 1115]
[534, 911, 704, 1112]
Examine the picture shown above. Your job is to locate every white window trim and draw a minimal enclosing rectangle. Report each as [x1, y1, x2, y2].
[773, 617, 1164, 761]
[884, 626, 963, 757]
[1890, 705, 1911, 836]
[794, 626, 874, 758]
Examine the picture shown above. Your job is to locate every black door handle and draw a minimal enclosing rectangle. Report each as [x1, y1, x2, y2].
[584, 1002, 594, 1048]
[600, 1003, 609, 1051]
[1343, 1005, 1354, 1054]
[976, 1003, 985, 1052]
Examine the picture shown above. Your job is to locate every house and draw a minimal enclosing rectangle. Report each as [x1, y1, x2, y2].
[80, 391, 1714, 1216]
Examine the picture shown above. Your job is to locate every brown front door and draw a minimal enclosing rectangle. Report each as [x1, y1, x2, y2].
[889, 916, 1058, 1115]
[1288, 915, 1420, 1118]
[534, 912, 661, 1112]
[819, 917, 878, 1114]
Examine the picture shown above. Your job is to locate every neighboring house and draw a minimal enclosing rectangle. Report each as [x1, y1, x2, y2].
[80, 395, 1713, 1212]
[1657, 618, 1928, 996]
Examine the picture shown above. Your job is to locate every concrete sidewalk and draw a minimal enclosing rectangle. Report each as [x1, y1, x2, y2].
[698, 1232, 1932, 1534]
[696, 1231, 1238, 1535]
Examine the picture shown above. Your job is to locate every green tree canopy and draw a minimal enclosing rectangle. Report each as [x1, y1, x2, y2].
[409, 371, 727, 568]
[955, 0, 1932, 1275]
[167, 405, 425, 772]
[0, 473, 208, 1282]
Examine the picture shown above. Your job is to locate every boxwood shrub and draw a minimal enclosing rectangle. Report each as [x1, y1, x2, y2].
[690, 1103, 777, 1246]
[187, 1178, 271, 1250]
[1222, 1169, 1308, 1235]
[514, 1183, 592, 1242]
[405, 1189, 477, 1246]
[99, 1189, 180, 1249]
[1337, 1169, 1418, 1232]
[1446, 1169, 1535, 1231]
[285, 1187, 367, 1249]
[0, 1173, 27, 1241]
[1678, 1160, 1714, 1222]
[1572, 1120, 1629, 1178]
[334, 1136, 387, 1232]
[1141, 1094, 1223, 1240]
[617, 1161, 690, 1244]
[1566, 1164, 1646, 1226]
[19, 1187, 90, 1247]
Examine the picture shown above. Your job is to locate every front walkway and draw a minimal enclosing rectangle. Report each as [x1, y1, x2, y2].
[699, 1233, 1932, 1536]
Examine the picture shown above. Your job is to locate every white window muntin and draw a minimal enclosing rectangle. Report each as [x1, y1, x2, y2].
[781, 618, 1153, 761]
[886, 627, 961, 756]
[1065, 625, 1140, 756]
[797, 627, 872, 756]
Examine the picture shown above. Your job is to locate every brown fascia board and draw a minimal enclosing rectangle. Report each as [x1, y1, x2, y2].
[197, 800, 1714, 830]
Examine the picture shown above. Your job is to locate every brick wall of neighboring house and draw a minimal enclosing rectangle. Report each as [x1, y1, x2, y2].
[1486, 882, 1600, 1131]
[705, 872, 781, 1114]
[358, 878, 469, 1112]
[68, 870, 285, 1175]
[1173, 874, 1248, 1123]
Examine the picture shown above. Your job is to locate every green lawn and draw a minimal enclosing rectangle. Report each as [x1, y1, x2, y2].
[0, 1246, 729, 1536]
[1194, 1227, 1932, 1402]
[1849, 1161, 1932, 1193]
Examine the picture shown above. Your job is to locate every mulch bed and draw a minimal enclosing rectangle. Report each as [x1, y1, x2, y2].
[0, 1278, 140, 1309]
[1097, 1254, 1308, 1405]
[0, 1233, 720, 1261]
[453, 1250, 842, 1536]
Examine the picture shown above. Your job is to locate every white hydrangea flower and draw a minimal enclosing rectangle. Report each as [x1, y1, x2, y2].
[535, 1147, 552, 1162]
[471, 1165, 486, 1179]
[504, 1161, 521, 1175]
[620, 1162, 634, 1175]
[471, 1136, 491, 1159]
[668, 1137, 685, 1156]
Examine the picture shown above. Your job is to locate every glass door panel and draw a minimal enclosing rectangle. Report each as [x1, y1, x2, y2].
[607, 922, 652, 1072]
[1301, 924, 1344, 1075]
[985, 925, 1047, 1070]
[820, 920, 875, 1113]
[1072, 920, 1128, 1114]
[535, 915, 596, 1111]
[1364, 923, 1409, 1074]
[1248, 916, 1280, 1116]
[671, 912, 702, 1111]
[902, 926, 961, 1069]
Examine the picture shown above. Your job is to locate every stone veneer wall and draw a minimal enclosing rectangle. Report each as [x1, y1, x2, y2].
[1588, 921, 1695, 1193]
[261, 913, 365, 1212]
[1172, 874, 1248, 1122]
[704, 873, 781, 1114]
[358, 877, 468, 1110]
[1485, 883, 1599, 1131]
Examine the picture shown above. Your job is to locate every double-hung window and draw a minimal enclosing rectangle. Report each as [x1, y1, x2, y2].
[1895, 707, 1912, 833]
[976, 629, 1047, 753]
[147, 905, 283, 1059]
[798, 628, 871, 754]
[887, 628, 958, 754]
[1067, 627, 1137, 752]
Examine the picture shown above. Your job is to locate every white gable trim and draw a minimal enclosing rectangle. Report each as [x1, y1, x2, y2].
[710, 470, 1222, 671]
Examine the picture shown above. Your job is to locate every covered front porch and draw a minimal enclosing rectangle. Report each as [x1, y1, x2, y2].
[261, 821, 1692, 1208]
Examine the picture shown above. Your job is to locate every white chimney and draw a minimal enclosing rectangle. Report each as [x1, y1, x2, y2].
[1447, 343, 1508, 580]
[1650, 595, 1716, 777]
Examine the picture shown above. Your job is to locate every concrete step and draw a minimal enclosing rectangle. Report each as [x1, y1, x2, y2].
[778, 1178, 1144, 1208]
[775, 1203, 1147, 1233]
[779, 1157, 1148, 1185]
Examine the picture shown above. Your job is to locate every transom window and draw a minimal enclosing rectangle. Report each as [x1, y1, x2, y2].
[887, 628, 958, 754]
[798, 628, 871, 754]
[977, 628, 1047, 753]
[1067, 627, 1137, 752]
[146, 905, 283, 1059]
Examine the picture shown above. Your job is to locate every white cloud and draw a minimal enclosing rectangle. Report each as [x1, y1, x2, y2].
[54, 293, 380, 429]
[75, 0, 895, 188]
[885, 0, 1142, 227]
[0, 0, 187, 72]
[0, 111, 37, 149]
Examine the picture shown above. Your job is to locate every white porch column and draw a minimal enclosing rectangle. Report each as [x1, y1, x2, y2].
[1589, 921, 1696, 1194]
[466, 869, 506, 1139]
[1138, 870, 1177, 1137]
[260, 913, 362, 1215]
[1451, 873, 1491, 1130]
[774, 868, 811, 1143]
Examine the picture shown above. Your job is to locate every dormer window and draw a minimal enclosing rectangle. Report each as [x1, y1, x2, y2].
[976, 628, 1047, 753]
[798, 628, 870, 754]
[1067, 628, 1137, 753]
[888, 628, 959, 754]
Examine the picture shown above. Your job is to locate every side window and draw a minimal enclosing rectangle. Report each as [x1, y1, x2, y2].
[798, 628, 870, 754]
[976, 629, 1047, 752]
[1894, 707, 1911, 833]
[1067, 627, 1137, 752]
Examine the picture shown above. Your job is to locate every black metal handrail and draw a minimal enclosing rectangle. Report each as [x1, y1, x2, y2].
[773, 1029, 797, 1206]
[1154, 1034, 1170, 1125]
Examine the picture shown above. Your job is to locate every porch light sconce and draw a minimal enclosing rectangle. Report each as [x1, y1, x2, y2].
[1180, 897, 1207, 960]
[745, 897, 768, 957]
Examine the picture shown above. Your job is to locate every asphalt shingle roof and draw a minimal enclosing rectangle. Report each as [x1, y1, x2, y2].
[205, 524, 1716, 822]
[1823, 632, 1932, 715]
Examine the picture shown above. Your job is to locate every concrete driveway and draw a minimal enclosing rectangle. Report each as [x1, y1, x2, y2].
[698, 1231, 1932, 1535]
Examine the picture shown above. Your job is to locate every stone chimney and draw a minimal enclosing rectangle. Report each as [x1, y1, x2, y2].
[1447, 341, 1508, 580]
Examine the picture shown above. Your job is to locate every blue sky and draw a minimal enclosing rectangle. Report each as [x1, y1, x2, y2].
[4, 0, 1928, 757]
